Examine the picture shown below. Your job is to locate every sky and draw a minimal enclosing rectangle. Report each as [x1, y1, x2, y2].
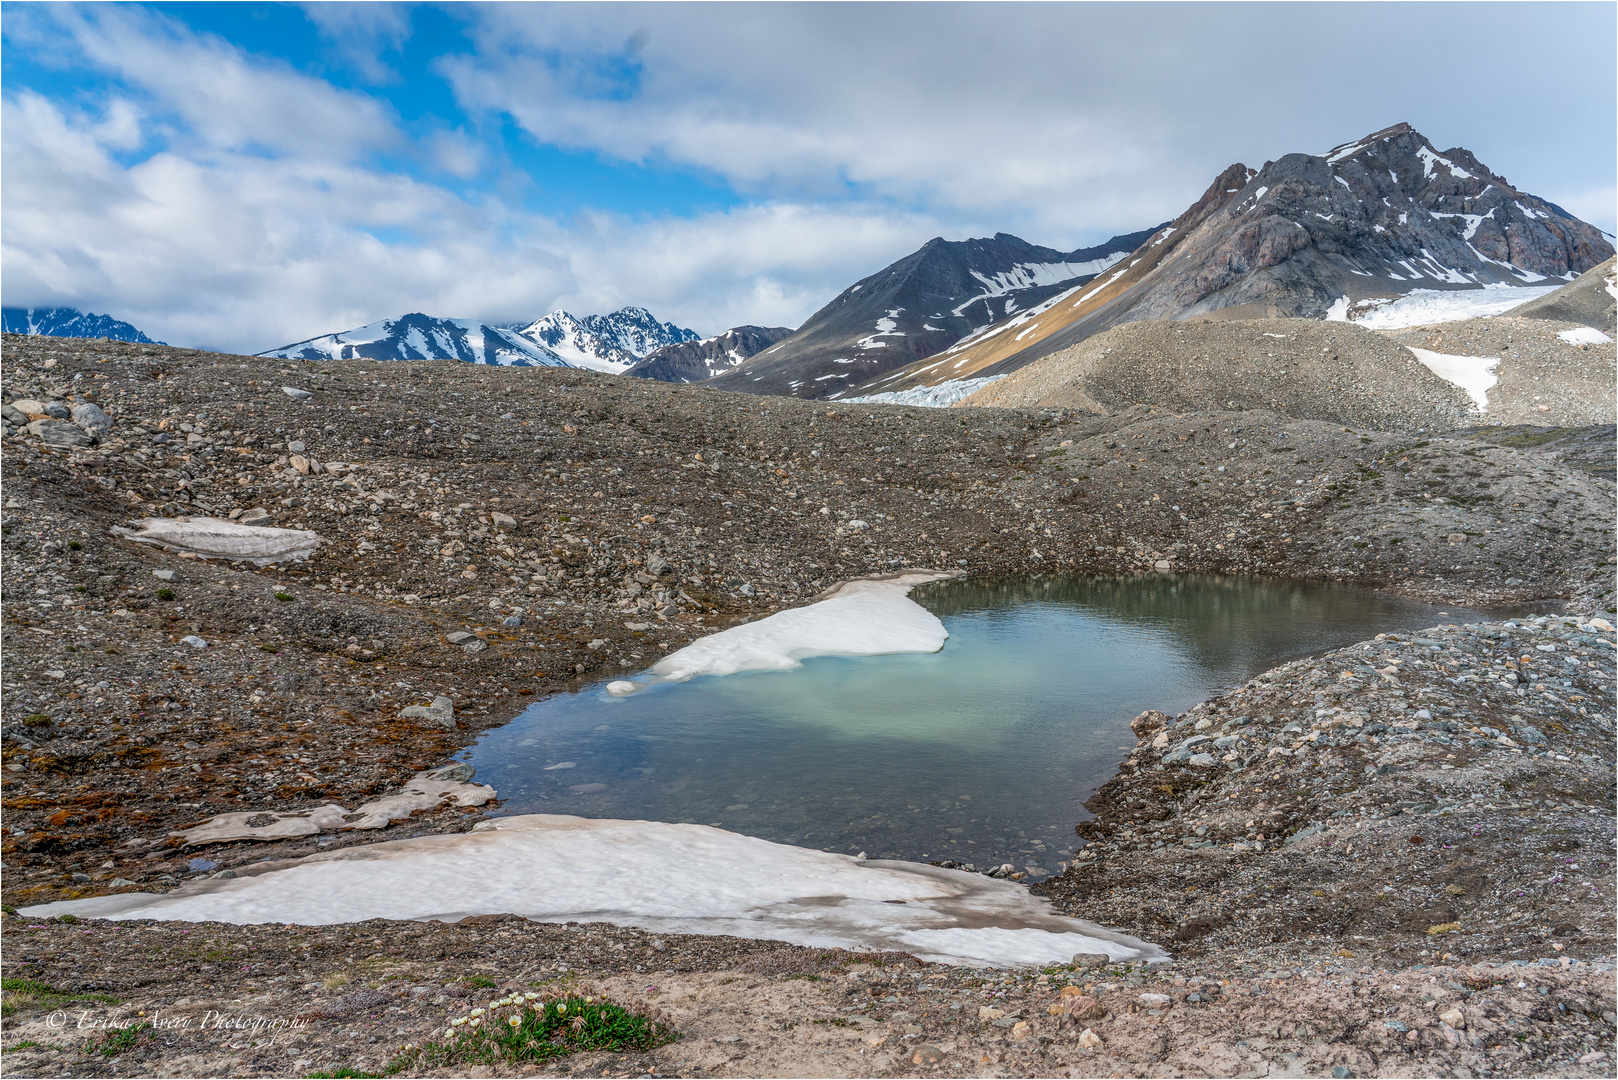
[2, 2, 1614, 354]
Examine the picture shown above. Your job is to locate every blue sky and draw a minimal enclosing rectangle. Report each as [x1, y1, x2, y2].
[3, 2, 1614, 353]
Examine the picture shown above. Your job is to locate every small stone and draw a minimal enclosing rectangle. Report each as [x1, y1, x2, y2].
[286, 440, 306, 453]
[1139, 992, 1171, 1008]
[290, 454, 311, 475]
[399, 695, 457, 730]
[1010, 1020, 1031, 1040]
[1447, 533, 1467, 544]
[462, 639, 487, 654]
[152, 569, 175, 581]
[503, 614, 523, 627]
[1076, 1027, 1103, 1050]
[180, 635, 208, 649]
[109, 877, 136, 888]
[424, 762, 476, 783]
[71, 872, 91, 884]
[977, 1006, 1005, 1021]
[646, 553, 672, 576]
[911, 1044, 946, 1065]
[445, 631, 476, 644]
[42, 401, 70, 419]
[847, 519, 870, 531]
[1438, 1006, 1465, 1028]
[1333, 1067, 1354, 1079]
[237, 507, 270, 524]
[281, 387, 312, 400]
[1065, 995, 1106, 1020]
[490, 511, 517, 528]
[1070, 952, 1110, 969]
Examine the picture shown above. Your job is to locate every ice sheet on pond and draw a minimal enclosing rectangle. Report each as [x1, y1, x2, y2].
[1404, 347, 1498, 410]
[111, 517, 321, 565]
[607, 570, 956, 695]
[19, 815, 1165, 968]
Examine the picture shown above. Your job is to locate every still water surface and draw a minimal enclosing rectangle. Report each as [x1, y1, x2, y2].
[467, 575, 1503, 876]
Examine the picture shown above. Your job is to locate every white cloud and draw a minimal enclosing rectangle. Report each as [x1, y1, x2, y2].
[2, 3, 1611, 354]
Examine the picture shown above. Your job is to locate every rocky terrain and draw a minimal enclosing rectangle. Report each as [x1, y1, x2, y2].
[863, 124, 1615, 398]
[961, 313, 1617, 430]
[1, 330, 1613, 1077]
[708, 228, 1159, 399]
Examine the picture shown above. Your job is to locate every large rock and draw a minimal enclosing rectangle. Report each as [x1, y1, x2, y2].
[111, 516, 321, 565]
[71, 401, 112, 434]
[28, 418, 95, 447]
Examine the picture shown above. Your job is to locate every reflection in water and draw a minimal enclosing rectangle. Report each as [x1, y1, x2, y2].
[467, 574, 1504, 878]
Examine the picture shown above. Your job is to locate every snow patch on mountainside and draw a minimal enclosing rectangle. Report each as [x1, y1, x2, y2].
[950, 254, 1128, 316]
[841, 374, 1009, 407]
[1329, 285, 1563, 330]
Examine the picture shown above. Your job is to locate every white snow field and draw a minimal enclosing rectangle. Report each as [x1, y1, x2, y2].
[607, 570, 956, 695]
[842, 374, 1007, 408]
[1558, 326, 1612, 345]
[1405, 347, 1498, 410]
[110, 517, 321, 565]
[1328, 285, 1562, 330]
[19, 815, 1165, 967]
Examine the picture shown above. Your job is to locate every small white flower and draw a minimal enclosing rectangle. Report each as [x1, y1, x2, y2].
[450, 1018, 466, 1027]
[469, 1016, 481, 1028]
[508, 1016, 522, 1027]
[524, 992, 539, 1001]
[557, 1003, 567, 1013]
[469, 1008, 485, 1018]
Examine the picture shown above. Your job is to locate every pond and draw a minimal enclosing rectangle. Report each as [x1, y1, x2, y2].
[465, 574, 1509, 878]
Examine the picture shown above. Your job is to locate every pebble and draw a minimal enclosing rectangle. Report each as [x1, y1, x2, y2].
[180, 635, 208, 649]
[281, 387, 312, 400]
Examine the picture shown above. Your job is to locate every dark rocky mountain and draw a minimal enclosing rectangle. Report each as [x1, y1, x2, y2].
[259, 313, 568, 366]
[512, 307, 698, 374]
[704, 228, 1162, 399]
[2, 306, 162, 345]
[625, 325, 795, 383]
[866, 122, 1616, 396]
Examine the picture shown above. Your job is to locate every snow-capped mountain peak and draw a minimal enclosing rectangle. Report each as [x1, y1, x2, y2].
[514, 307, 698, 374]
[258, 313, 567, 366]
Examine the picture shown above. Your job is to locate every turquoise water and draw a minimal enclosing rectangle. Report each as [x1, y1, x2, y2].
[466, 574, 1506, 877]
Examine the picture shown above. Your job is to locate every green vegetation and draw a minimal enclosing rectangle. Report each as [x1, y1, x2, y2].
[86, 1022, 149, 1058]
[156, 588, 175, 600]
[275, 591, 295, 601]
[1, 977, 121, 1018]
[395, 992, 675, 1070]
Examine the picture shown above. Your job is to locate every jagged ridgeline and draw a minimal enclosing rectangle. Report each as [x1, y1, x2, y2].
[2, 306, 164, 345]
[860, 123, 1615, 398]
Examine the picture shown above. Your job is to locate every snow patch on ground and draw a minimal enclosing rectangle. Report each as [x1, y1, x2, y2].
[111, 517, 320, 565]
[1405, 347, 1498, 410]
[608, 571, 956, 695]
[842, 375, 1008, 408]
[1557, 326, 1612, 345]
[1347, 286, 1562, 329]
[18, 816, 1165, 967]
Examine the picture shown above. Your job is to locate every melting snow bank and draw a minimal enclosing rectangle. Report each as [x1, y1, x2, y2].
[19, 815, 1165, 968]
[1405, 347, 1498, 410]
[608, 569, 956, 695]
[1558, 326, 1612, 345]
[1326, 285, 1562, 330]
[111, 517, 321, 565]
[841, 375, 1007, 408]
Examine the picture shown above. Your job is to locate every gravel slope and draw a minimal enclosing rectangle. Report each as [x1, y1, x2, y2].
[959, 315, 1616, 431]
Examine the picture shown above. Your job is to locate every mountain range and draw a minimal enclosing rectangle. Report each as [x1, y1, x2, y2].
[2, 306, 162, 345]
[856, 122, 1615, 398]
[625, 325, 795, 383]
[258, 306, 698, 370]
[704, 229, 1162, 399]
